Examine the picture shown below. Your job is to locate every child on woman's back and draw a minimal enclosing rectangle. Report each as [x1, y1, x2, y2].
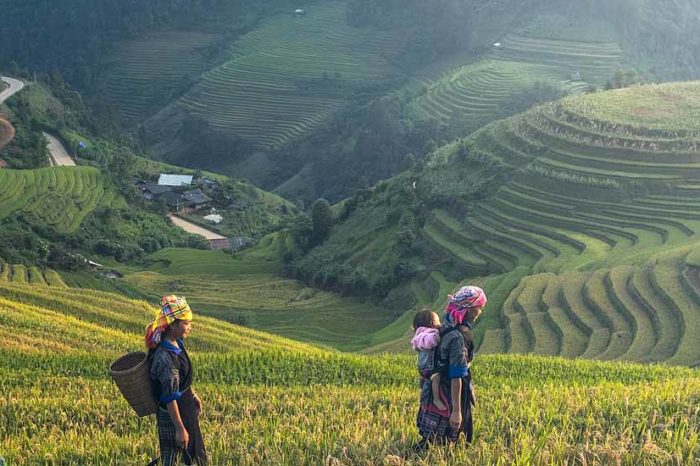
[411, 310, 448, 411]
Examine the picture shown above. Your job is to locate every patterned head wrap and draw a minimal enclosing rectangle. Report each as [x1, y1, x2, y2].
[445, 286, 487, 325]
[145, 295, 193, 349]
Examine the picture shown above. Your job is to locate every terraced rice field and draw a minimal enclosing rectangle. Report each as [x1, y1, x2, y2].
[412, 33, 621, 131]
[101, 31, 221, 121]
[148, 1, 403, 150]
[422, 83, 700, 367]
[2, 279, 698, 464]
[0, 167, 123, 232]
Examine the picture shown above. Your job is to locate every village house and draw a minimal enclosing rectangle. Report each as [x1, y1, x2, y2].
[158, 174, 193, 187]
[181, 189, 212, 210]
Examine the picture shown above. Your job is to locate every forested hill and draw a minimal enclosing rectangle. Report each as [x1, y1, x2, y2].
[0, 0, 301, 88]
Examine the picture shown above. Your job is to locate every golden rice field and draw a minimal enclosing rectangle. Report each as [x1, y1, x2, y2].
[0, 280, 698, 464]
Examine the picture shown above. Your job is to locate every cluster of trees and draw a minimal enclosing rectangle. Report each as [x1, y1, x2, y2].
[270, 95, 436, 203]
[0, 101, 48, 169]
[0, 203, 206, 268]
[286, 177, 429, 296]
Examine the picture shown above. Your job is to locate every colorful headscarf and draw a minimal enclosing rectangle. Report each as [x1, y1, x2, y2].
[145, 295, 193, 349]
[445, 286, 487, 325]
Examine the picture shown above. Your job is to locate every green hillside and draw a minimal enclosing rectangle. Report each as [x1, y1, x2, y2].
[1, 279, 698, 464]
[409, 11, 626, 138]
[5, 1, 700, 201]
[120, 234, 396, 350]
[144, 0, 404, 156]
[297, 82, 700, 365]
[99, 31, 222, 121]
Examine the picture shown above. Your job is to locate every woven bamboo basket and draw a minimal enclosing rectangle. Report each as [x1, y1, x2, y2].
[110, 351, 157, 417]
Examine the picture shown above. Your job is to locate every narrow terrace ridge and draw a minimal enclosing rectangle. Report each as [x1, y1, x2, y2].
[582, 270, 633, 360]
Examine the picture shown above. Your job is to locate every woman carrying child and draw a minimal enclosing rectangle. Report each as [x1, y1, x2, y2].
[414, 286, 486, 450]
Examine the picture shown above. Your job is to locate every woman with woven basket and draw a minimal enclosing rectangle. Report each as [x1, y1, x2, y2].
[146, 295, 207, 465]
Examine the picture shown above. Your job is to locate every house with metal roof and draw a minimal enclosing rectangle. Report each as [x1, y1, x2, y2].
[158, 174, 194, 187]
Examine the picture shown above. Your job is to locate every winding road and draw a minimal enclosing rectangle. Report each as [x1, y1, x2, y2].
[0, 77, 24, 105]
[0, 77, 25, 154]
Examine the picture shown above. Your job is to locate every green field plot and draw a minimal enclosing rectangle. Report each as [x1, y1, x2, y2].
[557, 272, 609, 359]
[0, 167, 123, 233]
[487, 259, 698, 365]
[100, 31, 221, 121]
[123, 270, 393, 350]
[27, 266, 46, 285]
[605, 266, 658, 362]
[513, 274, 562, 356]
[493, 183, 699, 269]
[540, 275, 588, 358]
[413, 60, 548, 126]
[629, 267, 683, 362]
[150, 1, 403, 150]
[142, 247, 280, 276]
[10, 264, 27, 284]
[650, 250, 700, 367]
[411, 28, 622, 132]
[422, 215, 490, 271]
[123, 240, 394, 350]
[492, 34, 622, 86]
[0, 261, 71, 288]
[560, 82, 700, 131]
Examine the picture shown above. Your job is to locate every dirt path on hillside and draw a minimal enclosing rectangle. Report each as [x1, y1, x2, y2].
[43, 132, 76, 166]
[168, 214, 226, 240]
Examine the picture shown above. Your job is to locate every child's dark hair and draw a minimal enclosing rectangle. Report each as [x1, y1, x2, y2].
[413, 309, 438, 330]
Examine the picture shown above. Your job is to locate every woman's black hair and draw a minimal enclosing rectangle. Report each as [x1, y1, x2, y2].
[413, 309, 438, 330]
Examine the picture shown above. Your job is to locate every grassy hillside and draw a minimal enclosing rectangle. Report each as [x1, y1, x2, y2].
[297, 82, 700, 365]
[1, 279, 698, 464]
[120, 234, 396, 350]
